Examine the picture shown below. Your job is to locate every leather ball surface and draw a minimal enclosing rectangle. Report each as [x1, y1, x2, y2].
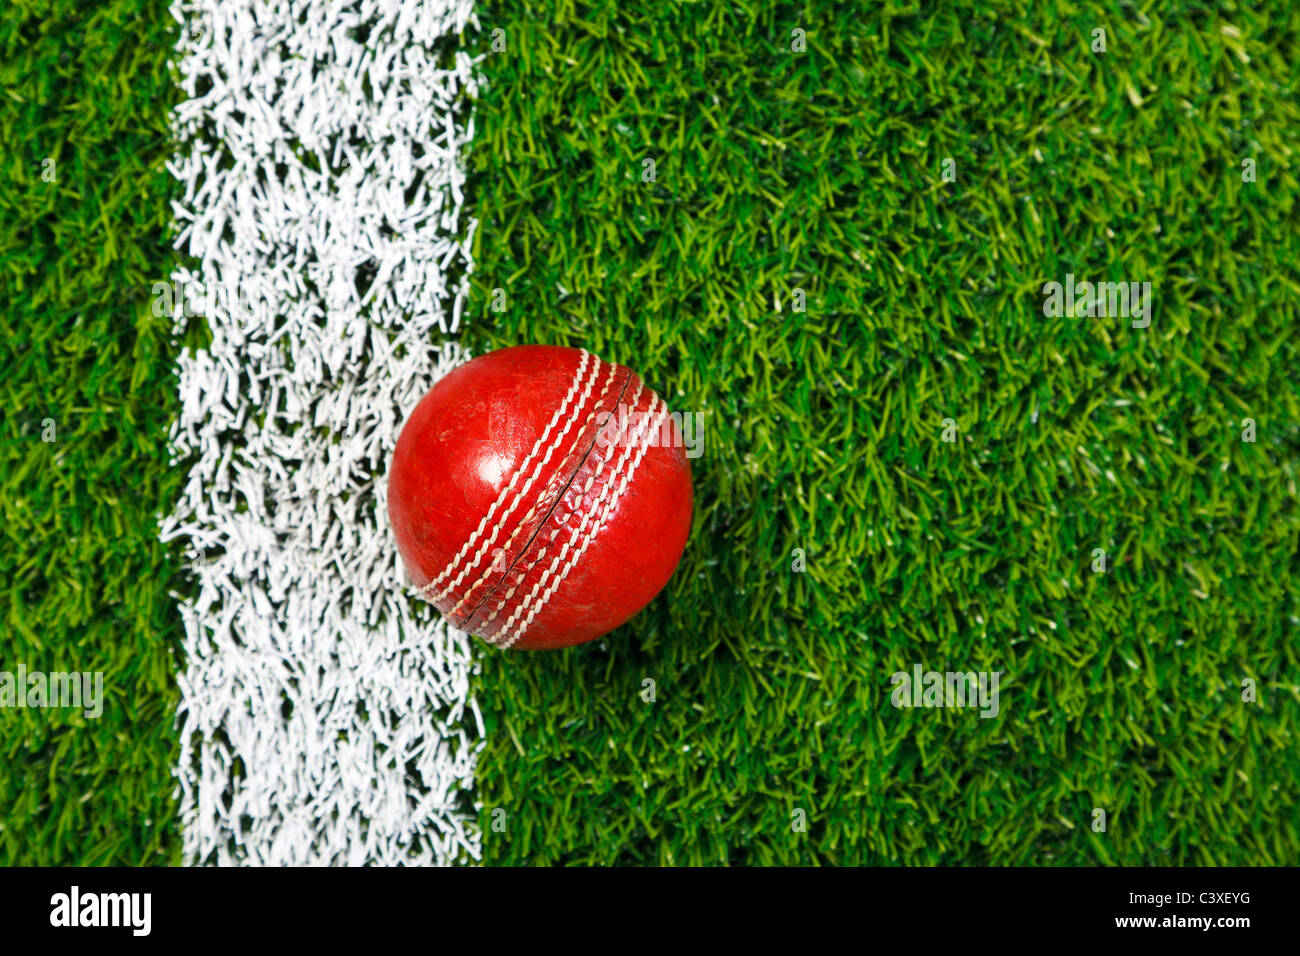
[388, 345, 694, 650]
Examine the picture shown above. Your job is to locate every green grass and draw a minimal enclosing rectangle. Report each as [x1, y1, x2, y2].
[2, 0, 1297, 867]
[0, 0, 183, 864]
[463, 0, 1300, 864]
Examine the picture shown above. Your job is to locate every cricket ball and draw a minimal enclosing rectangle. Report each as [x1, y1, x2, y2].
[388, 345, 693, 650]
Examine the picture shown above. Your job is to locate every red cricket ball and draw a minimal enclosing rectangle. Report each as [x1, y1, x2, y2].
[388, 345, 694, 650]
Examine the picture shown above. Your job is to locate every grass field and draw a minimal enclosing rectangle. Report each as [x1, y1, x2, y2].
[3, 0, 1299, 865]
[1, 0, 182, 864]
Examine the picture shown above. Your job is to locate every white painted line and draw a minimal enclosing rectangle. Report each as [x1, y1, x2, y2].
[161, 0, 483, 865]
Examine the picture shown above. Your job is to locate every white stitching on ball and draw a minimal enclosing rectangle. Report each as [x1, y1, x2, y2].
[495, 394, 669, 649]
[418, 350, 599, 603]
[477, 382, 647, 638]
[439, 361, 622, 617]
